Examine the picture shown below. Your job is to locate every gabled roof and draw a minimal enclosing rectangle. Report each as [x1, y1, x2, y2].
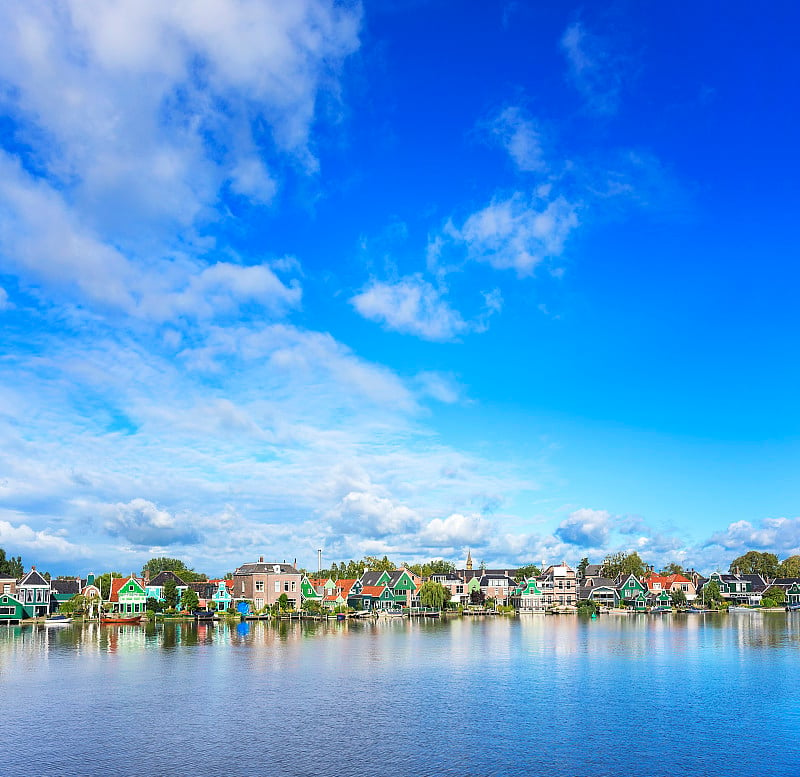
[18, 569, 50, 588]
[770, 577, 800, 586]
[50, 579, 82, 596]
[739, 574, 769, 592]
[583, 564, 604, 578]
[149, 570, 187, 586]
[335, 579, 356, 597]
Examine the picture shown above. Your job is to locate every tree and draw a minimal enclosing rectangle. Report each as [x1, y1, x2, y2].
[302, 599, 322, 614]
[514, 564, 541, 582]
[141, 557, 207, 583]
[728, 551, 779, 578]
[601, 552, 647, 580]
[405, 559, 455, 578]
[277, 593, 290, 611]
[363, 555, 396, 573]
[661, 563, 686, 576]
[95, 572, 123, 600]
[576, 598, 597, 615]
[181, 588, 199, 613]
[762, 586, 785, 606]
[163, 578, 178, 610]
[670, 588, 687, 608]
[0, 548, 24, 578]
[60, 594, 86, 615]
[702, 580, 723, 607]
[778, 555, 800, 577]
[469, 589, 486, 606]
[577, 558, 590, 580]
[418, 581, 450, 610]
[146, 596, 164, 613]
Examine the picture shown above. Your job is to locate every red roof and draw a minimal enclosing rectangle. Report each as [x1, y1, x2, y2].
[646, 573, 691, 590]
[360, 585, 387, 597]
[335, 579, 356, 597]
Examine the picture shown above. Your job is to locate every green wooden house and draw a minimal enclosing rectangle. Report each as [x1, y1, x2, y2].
[618, 575, 648, 610]
[358, 569, 418, 608]
[109, 575, 147, 615]
[0, 593, 26, 623]
[17, 568, 51, 618]
[300, 575, 323, 603]
[511, 578, 545, 611]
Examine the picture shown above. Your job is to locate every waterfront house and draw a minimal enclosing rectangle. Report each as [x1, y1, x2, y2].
[322, 578, 355, 609]
[146, 570, 188, 608]
[0, 592, 25, 623]
[578, 577, 620, 609]
[357, 569, 418, 608]
[210, 579, 234, 610]
[300, 575, 323, 605]
[538, 563, 578, 607]
[233, 559, 302, 610]
[109, 575, 147, 615]
[478, 573, 516, 606]
[648, 590, 673, 609]
[429, 572, 468, 606]
[80, 575, 102, 618]
[17, 568, 51, 618]
[512, 578, 545, 612]
[309, 577, 337, 598]
[704, 572, 759, 604]
[348, 583, 396, 611]
[767, 578, 800, 606]
[617, 575, 647, 609]
[644, 573, 697, 602]
[50, 578, 83, 612]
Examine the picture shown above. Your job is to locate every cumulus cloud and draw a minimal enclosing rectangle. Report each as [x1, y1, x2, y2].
[0, 287, 10, 310]
[103, 498, 200, 547]
[454, 193, 579, 276]
[419, 513, 492, 546]
[350, 275, 469, 341]
[0, 0, 358, 318]
[555, 508, 611, 546]
[706, 517, 800, 554]
[0, 519, 90, 558]
[328, 490, 421, 539]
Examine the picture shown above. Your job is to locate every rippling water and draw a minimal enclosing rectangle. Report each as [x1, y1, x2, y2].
[2, 613, 799, 776]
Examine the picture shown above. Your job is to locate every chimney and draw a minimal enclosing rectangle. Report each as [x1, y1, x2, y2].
[259, 556, 264, 563]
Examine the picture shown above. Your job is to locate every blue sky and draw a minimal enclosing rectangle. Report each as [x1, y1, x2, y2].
[1, 0, 799, 576]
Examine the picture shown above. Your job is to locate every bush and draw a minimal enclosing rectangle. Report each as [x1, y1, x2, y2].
[761, 597, 776, 608]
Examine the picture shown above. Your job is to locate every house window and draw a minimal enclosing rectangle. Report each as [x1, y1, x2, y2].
[291, 581, 296, 592]
[284, 581, 290, 592]
[2, 585, 9, 594]
[255, 581, 264, 592]
[274, 581, 280, 593]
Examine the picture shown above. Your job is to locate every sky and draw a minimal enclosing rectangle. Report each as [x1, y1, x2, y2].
[1, 0, 799, 577]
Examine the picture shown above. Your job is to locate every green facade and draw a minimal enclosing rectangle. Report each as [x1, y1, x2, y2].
[0, 593, 25, 622]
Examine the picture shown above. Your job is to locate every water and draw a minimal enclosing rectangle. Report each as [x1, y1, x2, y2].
[2, 613, 799, 776]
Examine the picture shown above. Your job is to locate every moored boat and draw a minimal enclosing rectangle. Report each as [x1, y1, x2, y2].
[101, 614, 143, 625]
[44, 614, 72, 626]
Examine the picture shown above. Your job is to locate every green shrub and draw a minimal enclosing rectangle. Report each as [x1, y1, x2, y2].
[761, 597, 776, 608]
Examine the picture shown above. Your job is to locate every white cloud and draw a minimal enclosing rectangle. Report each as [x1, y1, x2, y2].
[0, 287, 10, 310]
[706, 517, 800, 555]
[455, 193, 579, 276]
[328, 490, 421, 539]
[419, 513, 492, 547]
[561, 21, 623, 115]
[103, 498, 200, 547]
[350, 275, 469, 341]
[489, 106, 546, 172]
[555, 508, 610, 546]
[0, 518, 90, 559]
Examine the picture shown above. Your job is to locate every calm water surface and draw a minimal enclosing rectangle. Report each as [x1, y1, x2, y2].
[2, 613, 800, 776]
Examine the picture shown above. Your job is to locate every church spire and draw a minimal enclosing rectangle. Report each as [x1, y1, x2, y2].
[466, 549, 473, 570]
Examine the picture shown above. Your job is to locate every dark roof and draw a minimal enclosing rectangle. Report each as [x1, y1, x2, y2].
[459, 569, 517, 582]
[149, 570, 187, 586]
[770, 578, 800, 586]
[478, 574, 516, 586]
[18, 569, 49, 587]
[429, 573, 463, 582]
[584, 577, 616, 589]
[583, 564, 604, 578]
[739, 574, 769, 591]
[50, 579, 81, 595]
[234, 562, 299, 576]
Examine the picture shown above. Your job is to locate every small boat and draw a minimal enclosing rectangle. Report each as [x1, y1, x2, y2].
[101, 614, 143, 625]
[193, 610, 215, 621]
[649, 606, 672, 614]
[728, 605, 752, 612]
[785, 604, 800, 612]
[45, 614, 72, 626]
[686, 607, 706, 613]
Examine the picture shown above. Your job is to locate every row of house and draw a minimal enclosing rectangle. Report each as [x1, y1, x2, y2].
[4, 556, 800, 623]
